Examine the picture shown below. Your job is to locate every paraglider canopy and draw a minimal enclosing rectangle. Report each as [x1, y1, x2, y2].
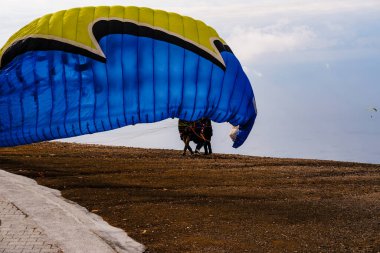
[0, 6, 257, 148]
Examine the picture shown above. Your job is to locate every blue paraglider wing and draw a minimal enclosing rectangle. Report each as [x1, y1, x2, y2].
[0, 6, 257, 148]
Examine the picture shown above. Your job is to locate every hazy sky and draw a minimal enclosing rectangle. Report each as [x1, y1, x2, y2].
[1, 1, 379, 163]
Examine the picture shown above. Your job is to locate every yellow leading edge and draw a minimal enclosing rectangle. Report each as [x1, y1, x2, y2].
[0, 6, 227, 67]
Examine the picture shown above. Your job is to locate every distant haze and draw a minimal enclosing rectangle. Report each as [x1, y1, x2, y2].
[1, 1, 379, 164]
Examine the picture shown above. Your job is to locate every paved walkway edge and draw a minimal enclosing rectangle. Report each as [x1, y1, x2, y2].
[0, 170, 145, 253]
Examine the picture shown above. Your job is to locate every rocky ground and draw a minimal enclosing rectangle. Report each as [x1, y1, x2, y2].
[0, 142, 379, 253]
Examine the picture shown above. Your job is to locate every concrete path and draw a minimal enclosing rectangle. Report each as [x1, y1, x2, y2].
[0, 197, 62, 253]
[0, 170, 145, 253]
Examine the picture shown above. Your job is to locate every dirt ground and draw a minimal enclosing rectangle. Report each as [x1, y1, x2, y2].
[0, 142, 379, 253]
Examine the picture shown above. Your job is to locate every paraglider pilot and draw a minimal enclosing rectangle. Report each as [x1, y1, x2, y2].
[178, 118, 213, 155]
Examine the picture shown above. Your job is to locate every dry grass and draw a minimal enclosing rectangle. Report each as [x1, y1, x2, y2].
[1, 142, 379, 252]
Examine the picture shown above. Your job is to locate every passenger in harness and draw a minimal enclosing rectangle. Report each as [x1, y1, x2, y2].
[197, 118, 213, 155]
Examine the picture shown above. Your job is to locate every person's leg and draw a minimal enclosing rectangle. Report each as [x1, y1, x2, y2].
[183, 140, 187, 156]
[204, 142, 209, 155]
[195, 142, 203, 154]
[183, 136, 193, 155]
[207, 141, 212, 154]
[186, 138, 193, 155]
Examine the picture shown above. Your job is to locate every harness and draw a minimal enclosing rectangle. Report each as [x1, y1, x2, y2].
[179, 120, 211, 142]
[189, 124, 210, 142]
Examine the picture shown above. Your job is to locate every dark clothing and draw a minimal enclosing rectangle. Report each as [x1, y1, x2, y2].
[178, 120, 196, 141]
[200, 118, 213, 154]
[178, 118, 213, 155]
[200, 118, 213, 139]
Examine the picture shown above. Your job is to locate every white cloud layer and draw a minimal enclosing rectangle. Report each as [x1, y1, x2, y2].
[172, 0, 380, 22]
[227, 22, 317, 62]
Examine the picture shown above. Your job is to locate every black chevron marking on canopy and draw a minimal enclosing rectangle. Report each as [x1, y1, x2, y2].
[1, 38, 105, 69]
[1, 20, 233, 70]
